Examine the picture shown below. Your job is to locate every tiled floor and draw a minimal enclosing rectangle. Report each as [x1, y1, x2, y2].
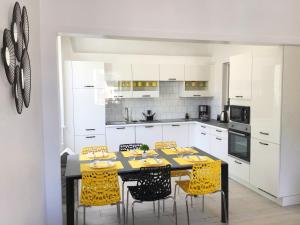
[64, 179, 300, 225]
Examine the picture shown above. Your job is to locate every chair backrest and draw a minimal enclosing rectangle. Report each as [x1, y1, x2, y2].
[80, 168, 120, 206]
[135, 165, 171, 201]
[155, 141, 177, 150]
[188, 160, 221, 195]
[119, 143, 143, 151]
[81, 146, 108, 155]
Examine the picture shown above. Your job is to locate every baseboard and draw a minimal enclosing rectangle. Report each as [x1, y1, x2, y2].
[279, 195, 300, 206]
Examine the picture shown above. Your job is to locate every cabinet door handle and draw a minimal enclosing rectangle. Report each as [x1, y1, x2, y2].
[216, 137, 222, 141]
[171, 124, 180, 127]
[259, 141, 269, 146]
[260, 132, 269, 136]
[142, 95, 151, 98]
[86, 136, 96, 139]
[145, 126, 154, 128]
[201, 125, 206, 128]
[193, 94, 201, 97]
[234, 160, 242, 165]
[116, 127, 126, 130]
[118, 95, 124, 98]
[235, 95, 243, 98]
[201, 132, 206, 135]
[85, 129, 95, 131]
[84, 85, 94, 88]
[168, 78, 176, 81]
[113, 95, 118, 98]
[216, 129, 222, 133]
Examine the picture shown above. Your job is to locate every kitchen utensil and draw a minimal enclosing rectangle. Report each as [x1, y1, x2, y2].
[142, 110, 156, 121]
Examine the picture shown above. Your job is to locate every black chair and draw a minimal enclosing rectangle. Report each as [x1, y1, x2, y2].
[126, 165, 177, 225]
[119, 143, 143, 152]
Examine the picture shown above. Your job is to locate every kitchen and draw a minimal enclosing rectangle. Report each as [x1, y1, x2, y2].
[60, 36, 300, 224]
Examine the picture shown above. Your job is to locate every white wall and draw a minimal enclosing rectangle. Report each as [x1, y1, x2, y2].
[0, 0, 46, 225]
[40, 1, 300, 224]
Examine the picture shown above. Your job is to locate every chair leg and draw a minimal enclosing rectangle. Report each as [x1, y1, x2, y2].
[83, 206, 86, 225]
[163, 199, 165, 213]
[131, 201, 141, 225]
[165, 196, 178, 225]
[153, 201, 156, 214]
[178, 176, 181, 195]
[173, 184, 178, 216]
[126, 189, 129, 224]
[190, 195, 193, 208]
[185, 195, 190, 225]
[75, 207, 78, 225]
[122, 181, 125, 224]
[221, 191, 228, 224]
[202, 195, 205, 212]
[158, 200, 160, 219]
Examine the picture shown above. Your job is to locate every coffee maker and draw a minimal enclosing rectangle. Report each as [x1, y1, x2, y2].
[199, 105, 209, 121]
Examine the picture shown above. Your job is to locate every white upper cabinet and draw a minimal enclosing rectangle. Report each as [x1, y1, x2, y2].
[251, 47, 282, 144]
[184, 64, 210, 81]
[250, 138, 280, 197]
[73, 89, 106, 135]
[105, 63, 132, 81]
[229, 53, 252, 99]
[159, 64, 184, 81]
[132, 64, 159, 81]
[72, 61, 105, 88]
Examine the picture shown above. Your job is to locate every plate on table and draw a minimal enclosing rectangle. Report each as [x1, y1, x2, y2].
[183, 155, 208, 162]
[89, 161, 115, 169]
[142, 158, 164, 167]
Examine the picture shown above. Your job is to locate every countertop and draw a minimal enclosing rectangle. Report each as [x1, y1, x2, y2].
[106, 118, 229, 129]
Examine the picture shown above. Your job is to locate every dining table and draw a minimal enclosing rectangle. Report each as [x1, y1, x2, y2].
[65, 147, 229, 225]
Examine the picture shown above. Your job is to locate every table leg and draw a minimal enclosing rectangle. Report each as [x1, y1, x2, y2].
[66, 177, 75, 225]
[221, 163, 229, 223]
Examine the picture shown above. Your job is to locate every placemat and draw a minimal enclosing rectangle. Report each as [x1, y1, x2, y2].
[80, 152, 116, 161]
[161, 147, 198, 155]
[121, 149, 158, 158]
[80, 161, 123, 172]
[129, 158, 170, 169]
[173, 156, 213, 166]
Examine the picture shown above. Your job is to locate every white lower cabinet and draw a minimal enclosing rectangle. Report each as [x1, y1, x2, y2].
[250, 138, 280, 197]
[135, 125, 163, 149]
[162, 124, 189, 147]
[210, 133, 228, 162]
[194, 123, 210, 153]
[106, 126, 136, 152]
[228, 156, 250, 183]
[75, 135, 106, 154]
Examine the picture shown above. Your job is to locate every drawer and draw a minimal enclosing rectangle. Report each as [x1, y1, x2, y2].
[197, 123, 210, 133]
[228, 156, 250, 183]
[75, 134, 106, 154]
[210, 127, 228, 138]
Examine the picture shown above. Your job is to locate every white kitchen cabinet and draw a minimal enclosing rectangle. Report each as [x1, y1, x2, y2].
[184, 64, 210, 81]
[135, 125, 163, 149]
[72, 61, 105, 89]
[132, 64, 159, 81]
[210, 132, 228, 162]
[106, 126, 135, 152]
[179, 81, 211, 97]
[162, 123, 189, 147]
[73, 89, 106, 135]
[250, 138, 280, 197]
[159, 64, 184, 81]
[188, 123, 197, 147]
[132, 90, 159, 98]
[229, 53, 252, 100]
[251, 48, 282, 144]
[105, 63, 132, 81]
[228, 156, 250, 183]
[194, 123, 210, 153]
[74, 134, 106, 154]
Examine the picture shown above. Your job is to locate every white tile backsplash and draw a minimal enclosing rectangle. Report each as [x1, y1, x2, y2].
[106, 82, 219, 121]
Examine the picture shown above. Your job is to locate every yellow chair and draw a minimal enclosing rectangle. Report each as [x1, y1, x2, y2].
[155, 141, 190, 177]
[81, 146, 108, 155]
[175, 160, 228, 225]
[77, 168, 122, 225]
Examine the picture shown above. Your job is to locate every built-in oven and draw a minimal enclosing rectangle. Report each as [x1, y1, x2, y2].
[230, 105, 250, 124]
[228, 122, 251, 163]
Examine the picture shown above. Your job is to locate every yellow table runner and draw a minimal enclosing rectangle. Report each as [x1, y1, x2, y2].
[121, 149, 158, 158]
[80, 161, 124, 172]
[173, 156, 214, 166]
[161, 147, 198, 155]
[80, 152, 116, 161]
[129, 158, 170, 169]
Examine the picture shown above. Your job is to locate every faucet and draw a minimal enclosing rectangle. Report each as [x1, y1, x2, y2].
[124, 107, 129, 122]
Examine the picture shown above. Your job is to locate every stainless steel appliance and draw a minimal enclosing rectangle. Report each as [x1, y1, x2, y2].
[219, 105, 229, 123]
[230, 105, 250, 124]
[228, 122, 251, 162]
[199, 105, 209, 121]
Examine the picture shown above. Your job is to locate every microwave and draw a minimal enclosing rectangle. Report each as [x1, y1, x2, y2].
[230, 105, 250, 124]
